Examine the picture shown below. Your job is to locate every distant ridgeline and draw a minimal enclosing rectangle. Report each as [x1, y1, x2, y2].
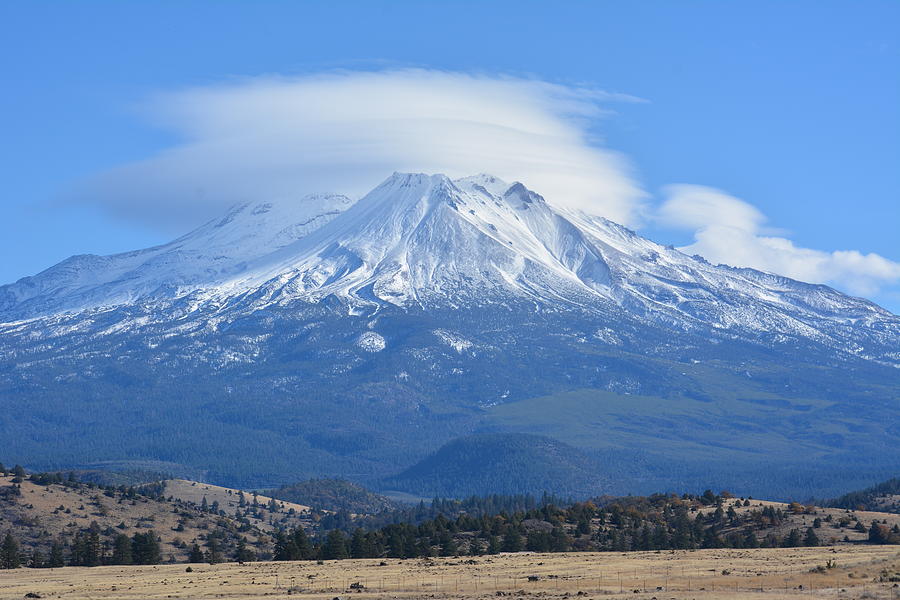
[2, 464, 899, 570]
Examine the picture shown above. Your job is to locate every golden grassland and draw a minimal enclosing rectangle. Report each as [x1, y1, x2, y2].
[2, 546, 899, 600]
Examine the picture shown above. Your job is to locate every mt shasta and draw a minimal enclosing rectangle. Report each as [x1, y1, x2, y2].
[1, 173, 897, 497]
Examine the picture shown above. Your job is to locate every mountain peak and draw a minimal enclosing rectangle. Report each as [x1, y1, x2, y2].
[1, 172, 898, 371]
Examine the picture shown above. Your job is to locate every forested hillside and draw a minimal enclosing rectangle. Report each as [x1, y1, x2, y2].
[381, 433, 608, 498]
[269, 479, 396, 514]
[828, 477, 900, 513]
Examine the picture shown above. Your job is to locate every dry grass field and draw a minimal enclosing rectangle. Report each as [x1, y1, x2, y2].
[2, 546, 899, 600]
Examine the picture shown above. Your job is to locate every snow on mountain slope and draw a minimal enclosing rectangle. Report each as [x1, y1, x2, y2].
[182, 172, 896, 360]
[0, 172, 897, 364]
[0, 193, 352, 320]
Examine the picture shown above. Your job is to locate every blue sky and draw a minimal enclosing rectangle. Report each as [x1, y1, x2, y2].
[2, 1, 899, 311]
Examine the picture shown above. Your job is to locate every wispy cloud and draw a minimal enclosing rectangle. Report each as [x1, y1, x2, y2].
[658, 184, 900, 297]
[70, 68, 899, 304]
[75, 69, 646, 231]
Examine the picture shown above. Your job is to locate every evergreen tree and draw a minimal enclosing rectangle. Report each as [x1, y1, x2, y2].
[416, 537, 435, 558]
[488, 534, 502, 555]
[293, 527, 313, 559]
[637, 526, 652, 551]
[868, 523, 890, 544]
[234, 537, 255, 563]
[132, 531, 162, 565]
[1, 532, 21, 569]
[439, 531, 458, 556]
[111, 533, 133, 565]
[48, 540, 65, 568]
[205, 537, 223, 564]
[29, 549, 45, 569]
[743, 529, 760, 549]
[783, 529, 802, 548]
[69, 531, 87, 566]
[188, 543, 205, 563]
[273, 532, 298, 561]
[502, 528, 524, 552]
[803, 527, 819, 547]
[551, 527, 571, 552]
[85, 522, 102, 566]
[321, 529, 349, 560]
[350, 529, 368, 559]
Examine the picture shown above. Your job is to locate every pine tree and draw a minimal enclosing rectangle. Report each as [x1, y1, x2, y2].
[111, 533, 133, 565]
[804, 527, 819, 547]
[293, 527, 313, 559]
[132, 531, 162, 565]
[743, 529, 759, 549]
[69, 531, 87, 566]
[439, 531, 458, 556]
[234, 537, 255, 563]
[205, 537, 223, 564]
[188, 543, 205, 563]
[85, 522, 102, 566]
[48, 540, 65, 567]
[322, 529, 349, 560]
[551, 527, 571, 552]
[350, 529, 368, 559]
[1, 532, 21, 569]
[416, 537, 435, 557]
[502, 528, 523, 552]
[29, 549, 45, 568]
[783, 529, 802, 548]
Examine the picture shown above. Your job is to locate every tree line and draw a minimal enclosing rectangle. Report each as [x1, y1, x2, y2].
[3, 464, 899, 570]
[268, 491, 900, 562]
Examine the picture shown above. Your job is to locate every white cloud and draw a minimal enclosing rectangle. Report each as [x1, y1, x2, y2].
[659, 184, 900, 297]
[74, 69, 646, 231]
[68, 68, 899, 303]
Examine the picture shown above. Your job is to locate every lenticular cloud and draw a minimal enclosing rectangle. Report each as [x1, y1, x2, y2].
[76, 69, 646, 231]
[658, 184, 900, 297]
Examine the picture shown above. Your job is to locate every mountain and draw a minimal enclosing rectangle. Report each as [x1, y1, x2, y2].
[0, 173, 898, 497]
[381, 433, 608, 498]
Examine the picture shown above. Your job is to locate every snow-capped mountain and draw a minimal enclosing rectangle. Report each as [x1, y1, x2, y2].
[2, 172, 897, 365]
[1, 173, 898, 496]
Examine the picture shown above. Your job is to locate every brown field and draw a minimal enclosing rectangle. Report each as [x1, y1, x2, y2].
[2, 546, 900, 600]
